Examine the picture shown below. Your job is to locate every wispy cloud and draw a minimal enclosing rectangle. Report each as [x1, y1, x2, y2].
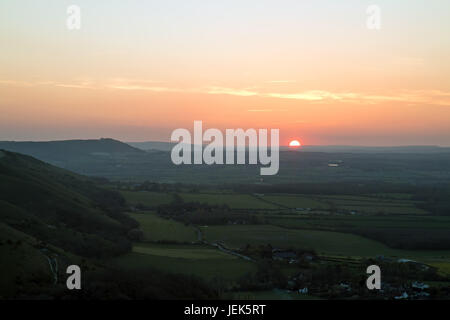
[105, 78, 171, 91]
[205, 86, 259, 97]
[0, 79, 97, 90]
[1, 79, 449, 107]
[247, 108, 288, 112]
[247, 109, 274, 112]
[204, 86, 450, 106]
[106, 85, 174, 92]
[55, 80, 96, 89]
[0, 80, 56, 87]
[266, 80, 296, 84]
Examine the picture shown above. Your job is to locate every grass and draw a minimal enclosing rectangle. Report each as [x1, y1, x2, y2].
[0, 223, 52, 297]
[259, 194, 328, 209]
[334, 205, 427, 215]
[231, 289, 321, 300]
[121, 191, 174, 207]
[110, 243, 256, 281]
[133, 244, 229, 259]
[119, 190, 449, 285]
[428, 262, 450, 277]
[128, 212, 197, 242]
[369, 193, 413, 200]
[267, 215, 450, 230]
[201, 224, 450, 260]
[314, 195, 428, 215]
[179, 193, 279, 209]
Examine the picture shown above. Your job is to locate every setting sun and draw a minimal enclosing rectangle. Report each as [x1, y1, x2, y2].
[289, 140, 302, 148]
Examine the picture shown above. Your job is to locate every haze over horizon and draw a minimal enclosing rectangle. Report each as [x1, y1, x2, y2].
[1, 0, 450, 146]
[1, 137, 450, 149]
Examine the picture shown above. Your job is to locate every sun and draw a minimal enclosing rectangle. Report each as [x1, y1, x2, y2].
[289, 140, 302, 148]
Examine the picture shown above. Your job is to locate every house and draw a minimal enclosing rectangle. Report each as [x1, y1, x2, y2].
[339, 283, 352, 292]
[412, 282, 429, 290]
[298, 288, 308, 294]
[397, 259, 431, 271]
[376, 255, 393, 262]
[272, 250, 297, 261]
[299, 252, 315, 262]
[394, 292, 409, 300]
[414, 292, 430, 298]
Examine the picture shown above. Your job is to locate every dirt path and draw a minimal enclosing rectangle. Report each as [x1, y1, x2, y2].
[40, 249, 58, 284]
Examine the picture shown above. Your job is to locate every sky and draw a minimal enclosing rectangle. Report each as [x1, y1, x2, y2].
[0, 0, 450, 146]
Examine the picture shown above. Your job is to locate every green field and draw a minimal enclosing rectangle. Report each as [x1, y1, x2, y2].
[128, 212, 197, 242]
[314, 195, 428, 215]
[110, 243, 256, 281]
[266, 215, 450, 230]
[121, 191, 174, 207]
[179, 193, 279, 209]
[119, 189, 450, 289]
[259, 194, 328, 209]
[231, 289, 321, 300]
[121, 190, 427, 214]
[134, 244, 234, 259]
[429, 262, 450, 277]
[201, 224, 450, 260]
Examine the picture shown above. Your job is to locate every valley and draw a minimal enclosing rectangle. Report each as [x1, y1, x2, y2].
[1, 140, 450, 300]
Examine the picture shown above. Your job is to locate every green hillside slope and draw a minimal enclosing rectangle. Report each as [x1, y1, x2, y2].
[0, 150, 136, 258]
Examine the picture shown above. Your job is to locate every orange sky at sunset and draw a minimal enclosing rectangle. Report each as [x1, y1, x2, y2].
[1, 1, 450, 145]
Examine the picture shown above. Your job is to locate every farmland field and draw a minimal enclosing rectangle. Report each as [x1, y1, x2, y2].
[127, 212, 197, 242]
[179, 193, 280, 209]
[231, 290, 321, 300]
[109, 187, 450, 299]
[201, 224, 450, 260]
[314, 195, 428, 214]
[429, 262, 450, 277]
[259, 194, 328, 209]
[110, 243, 256, 281]
[202, 224, 391, 256]
[266, 215, 450, 230]
[121, 191, 174, 207]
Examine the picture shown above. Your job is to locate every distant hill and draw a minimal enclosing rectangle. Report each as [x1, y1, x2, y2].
[129, 141, 450, 154]
[2, 139, 450, 184]
[295, 145, 450, 153]
[128, 141, 177, 151]
[0, 138, 144, 160]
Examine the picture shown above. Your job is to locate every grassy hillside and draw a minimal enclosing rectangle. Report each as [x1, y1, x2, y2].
[0, 150, 220, 300]
[0, 222, 52, 298]
[0, 150, 136, 258]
